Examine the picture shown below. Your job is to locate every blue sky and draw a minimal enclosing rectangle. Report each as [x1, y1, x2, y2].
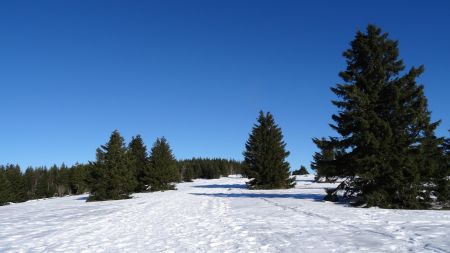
[1, 1, 449, 170]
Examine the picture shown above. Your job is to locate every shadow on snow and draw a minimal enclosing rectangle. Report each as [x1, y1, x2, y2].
[190, 192, 325, 201]
[193, 184, 246, 189]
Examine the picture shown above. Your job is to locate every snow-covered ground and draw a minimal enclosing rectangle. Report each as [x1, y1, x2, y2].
[1, 175, 449, 253]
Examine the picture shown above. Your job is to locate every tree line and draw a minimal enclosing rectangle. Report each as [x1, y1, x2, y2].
[178, 158, 243, 181]
[0, 132, 243, 205]
[0, 163, 90, 205]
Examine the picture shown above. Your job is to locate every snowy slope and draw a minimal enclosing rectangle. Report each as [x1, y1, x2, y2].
[0, 175, 449, 252]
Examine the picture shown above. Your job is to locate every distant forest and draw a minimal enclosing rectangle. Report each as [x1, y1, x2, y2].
[0, 148, 243, 205]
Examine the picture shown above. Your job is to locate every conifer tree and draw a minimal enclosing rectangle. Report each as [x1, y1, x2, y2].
[313, 24, 446, 208]
[4, 165, 26, 202]
[35, 168, 50, 198]
[55, 164, 71, 196]
[180, 166, 194, 182]
[311, 137, 344, 182]
[48, 165, 59, 196]
[243, 111, 295, 189]
[69, 163, 90, 194]
[128, 135, 149, 192]
[433, 135, 450, 205]
[23, 167, 37, 199]
[145, 137, 179, 191]
[87, 130, 137, 201]
[292, 166, 309, 175]
[0, 167, 12, 205]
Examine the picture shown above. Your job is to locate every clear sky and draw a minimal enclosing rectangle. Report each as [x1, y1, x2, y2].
[1, 0, 449, 170]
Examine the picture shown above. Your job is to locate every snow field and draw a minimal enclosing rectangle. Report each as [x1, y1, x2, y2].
[0, 175, 449, 252]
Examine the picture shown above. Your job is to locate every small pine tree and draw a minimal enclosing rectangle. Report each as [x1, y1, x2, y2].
[144, 137, 179, 191]
[181, 166, 194, 182]
[292, 166, 309, 175]
[128, 135, 149, 192]
[87, 130, 137, 201]
[243, 111, 295, 189]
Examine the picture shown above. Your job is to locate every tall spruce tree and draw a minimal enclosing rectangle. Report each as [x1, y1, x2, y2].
[128, 135, 149, 192]
[144, 137, 179, 191]
[243, 111, 295, 189]
[87, 130, 137, 201]
[313, 24, 447, 208]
